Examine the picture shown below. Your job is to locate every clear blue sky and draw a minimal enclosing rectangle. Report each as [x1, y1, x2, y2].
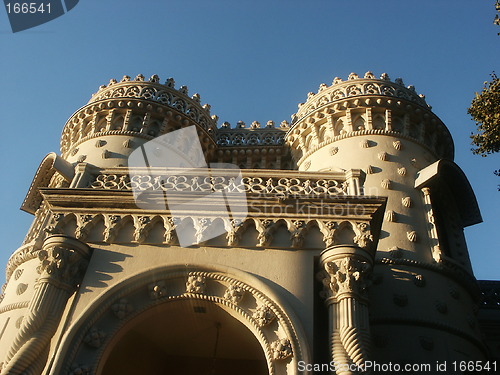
[0, 0, 498, 286]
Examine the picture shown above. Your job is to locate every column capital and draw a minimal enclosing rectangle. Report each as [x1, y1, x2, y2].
[318, 245, 374, 303]
[37, 235, 92, 291]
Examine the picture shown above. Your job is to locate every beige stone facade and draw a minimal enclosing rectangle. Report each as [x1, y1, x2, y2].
[0, 72, 498, 374]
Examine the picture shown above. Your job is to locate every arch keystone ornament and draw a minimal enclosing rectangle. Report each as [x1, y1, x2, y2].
[48, 266, 311, 375]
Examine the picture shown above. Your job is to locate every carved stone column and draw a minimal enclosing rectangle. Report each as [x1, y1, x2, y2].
[1, 235, 92, 375]
[318, 245, 374, 375]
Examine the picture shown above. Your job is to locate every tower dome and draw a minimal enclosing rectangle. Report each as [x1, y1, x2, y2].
[60, 74, 218, 168]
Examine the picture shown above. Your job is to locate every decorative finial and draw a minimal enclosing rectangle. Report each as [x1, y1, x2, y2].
[149, 74, 160, 83]
[250, 121, 260, 129]
[109, 78, 117, 85]
[380, 73, 390, 80]
[348, 72, 359, 80]
[134, 74, 145, 82]
[307, 92, 315, 99]
[165, 77, 175, 88]
[237, 120, 246, 128]
[364, 71, 375, 79]
[332, 77, 343, 84]
[221, 121, 231, 128]
[318, 83, 328, 92]
[179, 85, 188, 95]
[266, 120, 275, 128]
[407, 85, 416, 92]
[121, 75, 131, 82]
[202, 103, 211, 112]
[395, 77, 404, 86]
[280, 120, 290, 128]
[191, 93, 201, 103]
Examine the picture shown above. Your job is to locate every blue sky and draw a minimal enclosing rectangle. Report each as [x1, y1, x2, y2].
[0, 0, 498, 285]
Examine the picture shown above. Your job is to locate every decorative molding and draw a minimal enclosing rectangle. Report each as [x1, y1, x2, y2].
[0, 301, 30, 314]
[89, 170, 348, 197]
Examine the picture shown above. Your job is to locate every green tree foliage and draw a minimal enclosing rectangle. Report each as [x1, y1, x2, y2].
[468, 74, 500, 156]
[467, 1, 500, 189]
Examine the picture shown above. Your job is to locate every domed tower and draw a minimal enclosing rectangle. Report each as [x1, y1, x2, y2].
[61, 74, 217, 168]
[286, 72, 485, 365]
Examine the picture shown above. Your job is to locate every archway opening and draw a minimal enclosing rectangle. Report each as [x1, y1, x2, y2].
[100, 299, 268, 375]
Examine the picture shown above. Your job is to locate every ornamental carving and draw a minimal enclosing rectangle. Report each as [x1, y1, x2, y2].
[83, 327, 106, 348]
[385, 210, 397, 222]
[1, 236, 91, 375]
[223, 285, 244, 304]
[381, 179, 391, 190]
[288, 220, 306, 248]
[13, 269, 23, 280]
[148, 281, 167, 300]
[319, 220, 337, 248]
[252, 219, 272, 247]
[111, 298, 134, 319]
[186, 275, 206, 294]
[216, 129, 285, 146]
[69, 364, 91, 375]
[252, 304, 276, 327]
[321, 257, 371, 300]
[353, 222, 373, 249]
[225, 219, 243, 247]
[407, 230, 418, 242]
[132, 215, 151, 243]
[402, 196, 413, 208]
[413, 274, 426, 287]
[16, 283, 28, 295]
[37, 244, 89, 289]
[270, 338, 293, 360]
[90, 173, 348, 197]
[103, 215, 121, 242]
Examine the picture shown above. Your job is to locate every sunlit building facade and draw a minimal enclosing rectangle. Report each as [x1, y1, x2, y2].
[0, 72, 498, 374]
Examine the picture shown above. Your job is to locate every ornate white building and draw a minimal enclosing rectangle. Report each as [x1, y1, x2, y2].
[0, 72, 498, 375]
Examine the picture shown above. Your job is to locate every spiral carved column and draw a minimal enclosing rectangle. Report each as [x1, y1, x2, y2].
[319, 245, 374, 375]
[1, 235, 92, 375]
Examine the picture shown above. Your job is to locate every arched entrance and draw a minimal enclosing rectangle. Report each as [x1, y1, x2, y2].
[50, 266, 311, 375]
[100, 299, 268, 375]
